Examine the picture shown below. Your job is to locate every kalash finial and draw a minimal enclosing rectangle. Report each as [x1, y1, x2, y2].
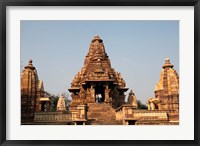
[28, 59, 33, 65]
[162, 57, 174, 69]
[25, 59, 35, 70]
[92, 34, 103, 43]
[165, 57, 170, 64]
[129, 90, 135, 95]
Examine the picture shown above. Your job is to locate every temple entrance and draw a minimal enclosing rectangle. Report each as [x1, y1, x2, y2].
[41, 102, 46, 111]
[128, 120, 136, 125]
[95, 84, 105, 103]
[155, 104, 159, 110]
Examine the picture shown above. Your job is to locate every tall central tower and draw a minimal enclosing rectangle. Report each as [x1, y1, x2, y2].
[68, 35, 128, 109]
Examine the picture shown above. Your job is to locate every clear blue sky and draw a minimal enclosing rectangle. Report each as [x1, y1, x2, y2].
[20, 20, 179, 104]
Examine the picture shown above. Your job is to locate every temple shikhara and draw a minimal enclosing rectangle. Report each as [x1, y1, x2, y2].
[21, 35, 179, 125]
[69, 35, 128, 109]
[21, 59, 53, 122]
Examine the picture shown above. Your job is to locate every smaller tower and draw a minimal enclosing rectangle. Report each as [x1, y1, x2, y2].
[127, 90, 138, 108]
[153, 58, 179, 123]
[21, 59, 47, 123]
[57, 94, 66, 111]
[21, 59, 39, 121]
[154, 58, 179, 111]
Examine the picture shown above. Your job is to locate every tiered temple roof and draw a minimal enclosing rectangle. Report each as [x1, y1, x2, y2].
[70, 35, 126, 88]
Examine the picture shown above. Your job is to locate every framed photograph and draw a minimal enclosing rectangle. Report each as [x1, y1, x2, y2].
[0, 0, 199, 146]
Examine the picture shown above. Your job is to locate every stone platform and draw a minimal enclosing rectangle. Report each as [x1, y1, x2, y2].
[86, 103, 122, 125]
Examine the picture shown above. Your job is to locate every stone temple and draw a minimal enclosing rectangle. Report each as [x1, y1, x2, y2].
[57, 94, 66, 112]
[69, 35, 128, 109]
[147, 58, 179, 122]
[21, 59, 52, 123]
[68, 35, 129, 124]
[21, 35, 179, 125]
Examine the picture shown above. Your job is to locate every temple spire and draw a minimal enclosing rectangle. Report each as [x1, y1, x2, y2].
[57, 93, 66, 111]
[84, 35, 109, 66]
[127, 90, 138, 108]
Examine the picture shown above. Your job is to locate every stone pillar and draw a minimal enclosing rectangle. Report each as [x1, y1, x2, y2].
[150, 102, 155, 110]
[90, 85, 95, 102]
[35, 97, 40, 112]
[38, 102, 42, 112]
[147, 102, 150, 110]
[157, 103, 161, 110]
[47, 101, 51, 111]
[123, 120, 129, 125]
[105, 85, 110, 103]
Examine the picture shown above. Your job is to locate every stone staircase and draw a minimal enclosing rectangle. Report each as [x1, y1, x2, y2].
[86, 103, 123, 125]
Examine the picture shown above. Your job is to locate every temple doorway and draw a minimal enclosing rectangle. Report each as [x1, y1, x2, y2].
[128, 120, 136, 125]
[95, 84, 105, 102]
[41, 102, 47, 112]
[155, 104, 159, 110]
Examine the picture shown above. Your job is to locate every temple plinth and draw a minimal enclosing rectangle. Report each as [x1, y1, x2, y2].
[68, 35, 128, 109]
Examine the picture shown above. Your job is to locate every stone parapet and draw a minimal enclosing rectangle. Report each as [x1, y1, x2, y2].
[131, 110, 168, 121]
[116, 105, 171, 125]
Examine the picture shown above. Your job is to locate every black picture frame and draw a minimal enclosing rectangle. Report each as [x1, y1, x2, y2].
[0, 0, 199, 146]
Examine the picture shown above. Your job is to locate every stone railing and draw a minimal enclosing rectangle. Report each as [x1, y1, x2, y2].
[34, 111, 71, 123]
[129, 110, 168, 121]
